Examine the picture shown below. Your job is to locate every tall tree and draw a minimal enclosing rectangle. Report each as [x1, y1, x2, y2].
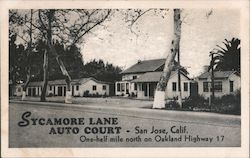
[38, 9, 111, 102]
[9, 9, 36, 100]
[10, 9, 111, 102]
[153, 9, 182, 109]
[209, 38, 240, 73]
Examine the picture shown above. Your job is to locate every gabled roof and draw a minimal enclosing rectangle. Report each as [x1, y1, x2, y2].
[28, 77, 111, 87]
[78, 77, 111, 85]
[48, 79, 66, 85]
[29, 81, 44, 87]
[121, 58, 166, 74]
[132, 71, 190, 83]
[197, 71, 239, 80]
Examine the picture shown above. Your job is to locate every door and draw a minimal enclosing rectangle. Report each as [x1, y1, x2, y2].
[126, 83, 129, 94]
[149, 83, 157, 97]
[72, 85, 74, 96]
[32, 87, 36, 96]
[58, 86, 63, 96]
[63, 86, 66, 96]
[53, 86, 55, 96]
[190, 82, 198, 97]
[142, 83, 147, 96]
[28, 88, 32, 96]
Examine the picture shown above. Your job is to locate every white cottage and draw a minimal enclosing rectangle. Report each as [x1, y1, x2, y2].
[196, 71, 240, 99]
[14, 77, 111, 97]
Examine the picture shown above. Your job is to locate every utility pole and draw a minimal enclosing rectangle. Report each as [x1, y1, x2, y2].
[177, 47, 182, 108]
[209, 51, 215, 108]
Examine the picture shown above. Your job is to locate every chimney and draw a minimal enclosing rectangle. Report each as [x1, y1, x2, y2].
[203, 65, 209, 72]
[137, 60, 141, 64]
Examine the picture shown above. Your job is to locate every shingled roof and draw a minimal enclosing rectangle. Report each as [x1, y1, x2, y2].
[197, 71, 239, 80]
[132, 71, 190, 83]
[121, 58, 166, 74]
[28, 78, 111, 87]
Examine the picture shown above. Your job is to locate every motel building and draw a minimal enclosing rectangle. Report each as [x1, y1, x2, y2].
[115, 58, 193, 99]
[14, 77, 111, 97]
[196, 71, 240, 99]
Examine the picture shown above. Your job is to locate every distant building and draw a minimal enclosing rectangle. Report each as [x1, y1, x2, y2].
[14, 77, 111, 97]
[196, 71, 240, 99]
[115, 58, 192, 99]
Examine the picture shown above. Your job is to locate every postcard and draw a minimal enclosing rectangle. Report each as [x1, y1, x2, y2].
[1, 0, 249, 157]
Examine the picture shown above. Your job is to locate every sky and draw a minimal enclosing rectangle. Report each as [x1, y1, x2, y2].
[81, 9, 240, 78]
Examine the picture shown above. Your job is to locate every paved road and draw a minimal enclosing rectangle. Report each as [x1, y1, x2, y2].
[9, 101, 240, 147]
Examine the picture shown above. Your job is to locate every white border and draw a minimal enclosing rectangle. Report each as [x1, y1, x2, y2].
[1, 0, 249, 157]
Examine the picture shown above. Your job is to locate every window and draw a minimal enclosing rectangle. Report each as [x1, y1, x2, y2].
[134, 83, 137, 90]
[103, 85, 106, 90]
[133, 76, 137, 79]
[184, 82, 188, 91]
[203, 82, 209, 92]
[172, 82, 177, 91]
[76, 85, 79, 91]
[117, 83, 121, 92]
[214, 81, 222, 92]
[49, 86, 52, 91]
[92, 85, 97, 91]
[230, 81, 234, 92]
[17, 87, 22, 92]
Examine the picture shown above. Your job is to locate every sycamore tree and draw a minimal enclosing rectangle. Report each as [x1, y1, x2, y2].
[121, 9, 182, 108]
[152, 9, 182, 108]
[153, 9, 214, 108]
[9, 9, 36, 100]
[122, 9, 213, 108]
[10, 9, 111, 103]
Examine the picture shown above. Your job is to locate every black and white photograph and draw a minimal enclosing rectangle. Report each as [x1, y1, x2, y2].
[1, 0, 249, 158]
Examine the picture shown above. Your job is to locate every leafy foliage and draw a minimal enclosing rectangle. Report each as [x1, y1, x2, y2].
[209, 38, 240, 73]
[80, 59, 122, 82]
[164, 92, 240, 115]
[9, 34, 43, 84]
[9, 36, 122, 83]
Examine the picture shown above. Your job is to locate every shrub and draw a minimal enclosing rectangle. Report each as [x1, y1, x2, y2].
[163, 91, 240, 115]
[212, 90, 240, 115]
[103, 92, 107, 98]
[47, 93, 53, 97]
[165, 100, 181, 110]
[182, 95, 209, 111]
[83, 90, 90, 97]
[131, 92, 136, 97]
[96, 92, 99, 97]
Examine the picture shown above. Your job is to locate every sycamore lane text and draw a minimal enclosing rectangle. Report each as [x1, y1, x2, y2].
[17, 111, 122, 135]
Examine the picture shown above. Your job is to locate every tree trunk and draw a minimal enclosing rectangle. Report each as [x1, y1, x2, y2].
[153, 9, 182, 109]
[21, 67, 31, 100]
[51, 45, 72, 103]
[40, 49, 48, 101]
[54, 51, 72, 103]
[22, 9, 33, 101]
[40, 10, 72, 103]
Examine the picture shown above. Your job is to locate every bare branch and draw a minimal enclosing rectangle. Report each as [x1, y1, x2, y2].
[38, 10, 48, 31]
[70, 9, 112, 45]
